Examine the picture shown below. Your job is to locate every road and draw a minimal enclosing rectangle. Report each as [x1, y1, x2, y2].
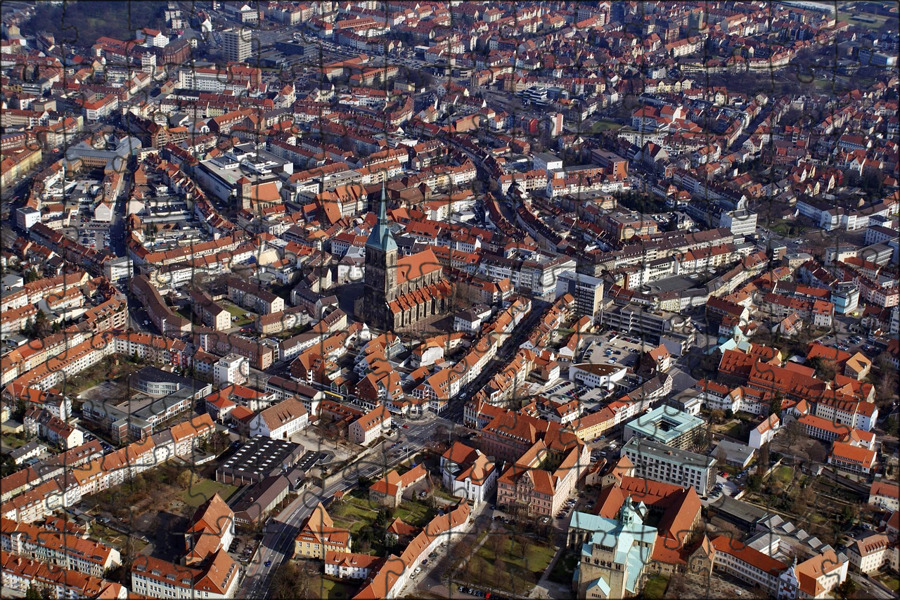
[849, 571, 895, 600]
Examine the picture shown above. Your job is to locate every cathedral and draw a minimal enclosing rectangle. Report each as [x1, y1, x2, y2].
[355, 182, 453, 332]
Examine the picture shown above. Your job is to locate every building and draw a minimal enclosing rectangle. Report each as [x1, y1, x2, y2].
[348, 405, 391, 446]
[226, 277, 285, 315]
[749, 414, 780, 449]
[569, 477, 711, 595]
[184, 493, 234, 565]
[324, 551, 381, 580]
[710, 536, 787, 596]
[868, 480, 899, 512]
[215, 437, 304, 485]
[191, 290, 231, 331]
[624, 406, 706, 450]
[623, 437, 716, 496]
[568, 362, 627, 391]
[440, 442, 498, 505]
[573, 497, 658, 598]
[354, 503, 471, 599]
[0, 518, 121, 578]
[249, 398, 308, 439]
[828, 441, 877, 474]
[0, 552, 127, 600]
[213, 354, 249, 386]
[496, 439, 589, 518]
[354, 180, 453, 331]
[369, 464, 428, 509]
[776, 549, 849, 599]
[846, 533, 894, 574]
[556, 271, 604, 320]
[130, 550, 240, 599]
[294, 503, 351, 560]
[230, 475, 291, 525]
[222, 27, 252, 62]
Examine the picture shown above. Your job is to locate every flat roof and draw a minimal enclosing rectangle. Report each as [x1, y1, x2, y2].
[623, 436, 715, 470]
[217, 437, 304, 481]
[625, 406, 705, 444]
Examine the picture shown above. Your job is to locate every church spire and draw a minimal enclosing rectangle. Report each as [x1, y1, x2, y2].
[377, 176, 388, 224]
[365, 175, 397, 252]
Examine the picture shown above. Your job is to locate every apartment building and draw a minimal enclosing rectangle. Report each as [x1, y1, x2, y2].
[710, 536, 786, 596]
[348, 405, 392, 446]
[0, 552, 127, 600]
[1, 518, 121, 577]
[130, 550, 240, 599]
[226, 277, 285, 315]
[191, 290, 231, 331]
[294, 503, 351, 560]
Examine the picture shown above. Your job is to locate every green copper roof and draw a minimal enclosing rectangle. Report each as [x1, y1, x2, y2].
[366, 178, 397, 252]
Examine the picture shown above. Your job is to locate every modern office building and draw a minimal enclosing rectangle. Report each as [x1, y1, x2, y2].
[556, 270, 604, 320]
[623, 437, 716, 496]
[222, 27, 252, 62]
[624, 406, 706, 450]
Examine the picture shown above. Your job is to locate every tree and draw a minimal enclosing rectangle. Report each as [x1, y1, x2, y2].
[769, 394, 783, 417]
[746, 473, 763, 492]
[758, 443, 770, 471]
[886, 415, 899, 438]
[835, 578, 857, 600]
[710, 409, 725, 424]
[874, 353, 899, 405]
[783, 420, 804, 450]
[807, 442, 828, 465]
[25, 586, 42, 600]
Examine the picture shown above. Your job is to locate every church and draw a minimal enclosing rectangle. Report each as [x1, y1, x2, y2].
[355, 182, 453, 331]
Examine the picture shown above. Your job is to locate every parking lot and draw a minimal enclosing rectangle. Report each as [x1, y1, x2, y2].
[581, 331, 647, 367]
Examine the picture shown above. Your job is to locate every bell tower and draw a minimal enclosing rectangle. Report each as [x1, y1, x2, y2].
[356, 178, 397, 330]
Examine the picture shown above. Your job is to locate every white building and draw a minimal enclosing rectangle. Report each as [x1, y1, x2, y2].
[348, 405, 391, 446]
[846, 534, 893, 574]
[440, 442, 497, 505]
[249, 398, 308, 439]
[130, 551, 240, 599]
[214, 354, 249, 387]
[868, 480, 899, 512]
[749, 414, 780, 450]
[568, 362, 627, 391]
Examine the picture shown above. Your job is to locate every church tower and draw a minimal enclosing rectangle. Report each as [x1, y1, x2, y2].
[356, 179, 397, 330]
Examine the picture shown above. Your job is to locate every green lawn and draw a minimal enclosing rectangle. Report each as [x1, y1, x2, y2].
[180, 479, 238, 507]
[2, 434, 27, 449]
[548, 551, 578, 584]
[877, 575, 899, 592]
[221, 300, 255, 326]
[643, 575, 669, 600]
[475, 537, 556, 581]
[591, 120, 623, 133]
[393, 499, 435, 528]
[771, 466, 793, 485]
[311, 576, 354, 599]
[331, 497, 379, 534]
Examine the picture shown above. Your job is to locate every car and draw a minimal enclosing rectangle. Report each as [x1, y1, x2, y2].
[459, 586, 465, 592]
[402, 424, 409, 429]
